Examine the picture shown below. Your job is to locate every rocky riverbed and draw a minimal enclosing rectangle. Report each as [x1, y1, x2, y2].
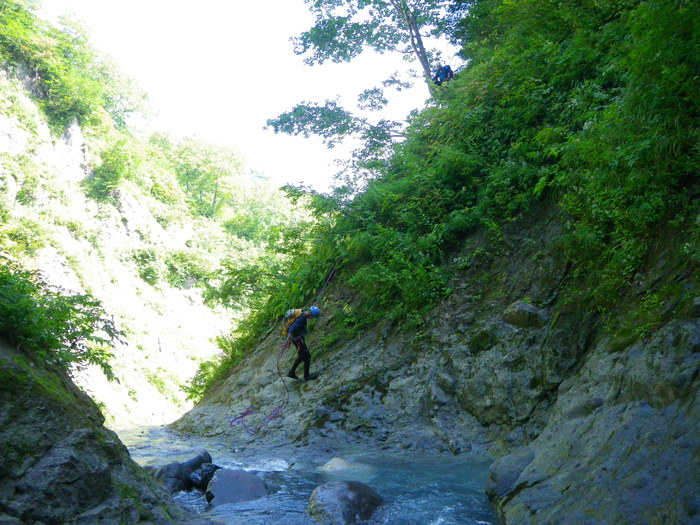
[117, 426, 498, 525]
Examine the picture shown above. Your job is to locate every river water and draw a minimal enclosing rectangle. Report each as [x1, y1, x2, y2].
[117, 426, 499, 525]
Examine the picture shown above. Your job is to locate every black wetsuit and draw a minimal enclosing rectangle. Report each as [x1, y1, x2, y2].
[288, 314, 311, 379]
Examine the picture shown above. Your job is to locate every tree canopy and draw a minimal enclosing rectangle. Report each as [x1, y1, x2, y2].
[269, 0, 459, 195]
[0, 0, 148, 132]
[294, 0, 453, 84]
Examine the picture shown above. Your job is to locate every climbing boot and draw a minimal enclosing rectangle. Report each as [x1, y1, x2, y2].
[303, 373, 318, 382]
[287, 371, 299, 380]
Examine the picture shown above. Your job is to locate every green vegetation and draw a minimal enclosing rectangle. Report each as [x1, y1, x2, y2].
[0, 0, 308, 292]
[0, 258, 121, 379]
[267, 0, 456, 182]
[1, 0, 697, 404]
[145, 368, 181, 406]
[191, 0, 699, 397]
[0, 0, 147, 133]
[152, 134, 245, 219]
[293, 0, 450, 82]
[83, 137, 142, 202]
[0, 0, 312, 409]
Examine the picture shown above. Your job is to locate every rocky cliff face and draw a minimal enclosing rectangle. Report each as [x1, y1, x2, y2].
[487, 318, 699, 524]
[175, 207, 700, 523]
[0, 341, 203, 524]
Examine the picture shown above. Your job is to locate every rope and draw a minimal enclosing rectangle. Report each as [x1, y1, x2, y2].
[229, 338, 291, 435]
[228, 258, 341, 436]
[313, 258, 340, 306]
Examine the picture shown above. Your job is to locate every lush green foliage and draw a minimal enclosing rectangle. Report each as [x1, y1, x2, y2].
[151, 135, 245, 219]
[190, 0, 700, 396]
[319, 0, 699, 314]
[0, 0, 148, 132]
[2, 0, 695, 401]
[0, 1, 313, 403]
[0, 258, 122, 380]
[83, 137, 143, 201]
[556, 0, 700, 298]
[80, 130, 306, 302]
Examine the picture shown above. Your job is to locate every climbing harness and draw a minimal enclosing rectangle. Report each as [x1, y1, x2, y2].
[228, 258, 340, 436]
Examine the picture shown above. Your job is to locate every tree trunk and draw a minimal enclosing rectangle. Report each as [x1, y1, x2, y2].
[389, 0, 435, 90]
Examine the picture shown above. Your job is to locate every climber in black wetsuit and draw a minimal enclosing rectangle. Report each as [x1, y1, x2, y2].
[287, 306, 320, 382]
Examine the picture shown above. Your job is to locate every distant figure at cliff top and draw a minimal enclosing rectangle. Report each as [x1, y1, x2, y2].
[433, 64, 454, 86]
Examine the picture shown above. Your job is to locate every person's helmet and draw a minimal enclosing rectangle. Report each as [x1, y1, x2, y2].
[309, 306, 321, 318]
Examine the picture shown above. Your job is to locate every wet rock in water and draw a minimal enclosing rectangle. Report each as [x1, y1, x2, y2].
[189, 462, 221, 490]
[319, 458, 357, 472]
[205, 469, 279, 507]
[147, 450, 212, 493]
[318, 457, 377, 483]
[308, 480, 383, 524]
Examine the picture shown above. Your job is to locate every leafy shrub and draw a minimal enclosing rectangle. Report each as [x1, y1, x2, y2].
[165, 250, 211, 289]
[181, 359, 221, 401]
[554, 0, 700, 302]
[0, 217, 47, 256]
[132, 248, 163, 286]
[83, 138, 141, 201]
[152, 135, 244, 219]
[0, 258, 121, 380]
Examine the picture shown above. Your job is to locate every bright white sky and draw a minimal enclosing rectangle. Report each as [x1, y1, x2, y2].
[40, 0, 444, 192]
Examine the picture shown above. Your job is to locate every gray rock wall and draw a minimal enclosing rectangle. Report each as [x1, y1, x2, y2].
[175, 209, 699, 524]
[0, 342, 197, 524]
[487, 320, 700, 523]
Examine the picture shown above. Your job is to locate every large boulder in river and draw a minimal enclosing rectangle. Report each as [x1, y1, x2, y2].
[205, 469, 279, 507]
[189, 462, 221, 490]
[147, 450, 212, 493]
[308, 480, 384, 524]
[319, 457, 377, 483]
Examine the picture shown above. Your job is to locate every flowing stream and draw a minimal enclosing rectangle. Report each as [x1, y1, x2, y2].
[117, 426, 499, 525]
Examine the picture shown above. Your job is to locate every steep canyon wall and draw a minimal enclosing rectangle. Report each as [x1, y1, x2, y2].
[176, 208, 700, 524]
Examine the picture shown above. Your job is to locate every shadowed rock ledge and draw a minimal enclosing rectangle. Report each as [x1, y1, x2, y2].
[0, 341, 215, 525]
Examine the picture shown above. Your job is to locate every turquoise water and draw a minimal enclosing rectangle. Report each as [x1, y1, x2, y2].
[118, 427, 498, 525]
